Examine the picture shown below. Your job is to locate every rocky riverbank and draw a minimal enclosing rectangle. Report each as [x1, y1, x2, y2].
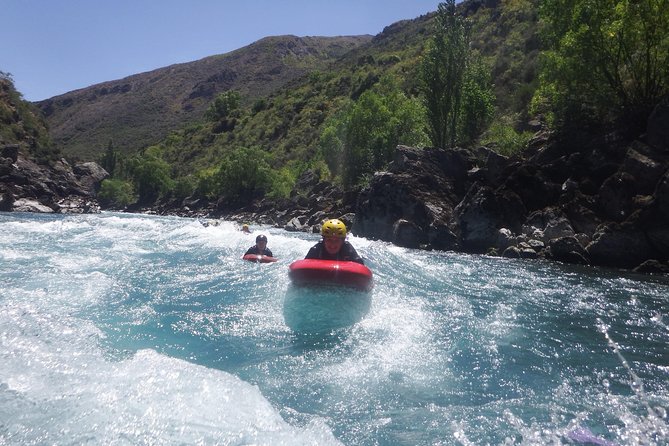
[3, 102, 668, 275]
[0, 144, 108, 214]
[212, 102, 669, 274]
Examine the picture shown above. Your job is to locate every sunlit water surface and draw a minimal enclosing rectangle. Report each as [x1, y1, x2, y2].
[1, 212, 668, 445]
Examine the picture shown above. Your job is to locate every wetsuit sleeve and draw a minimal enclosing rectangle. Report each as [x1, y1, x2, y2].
[345, 243, 364, 265]
[244, 246, 257, 256]
[305, 244, 321, 259]
[265, 248, 273, 257]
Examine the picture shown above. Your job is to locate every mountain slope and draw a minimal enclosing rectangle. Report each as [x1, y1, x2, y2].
[38, 0, 542, 171]
[37, 35, 372, 160]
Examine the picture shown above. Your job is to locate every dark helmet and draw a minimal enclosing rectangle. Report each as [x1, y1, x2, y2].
[256, 234, 267, 243]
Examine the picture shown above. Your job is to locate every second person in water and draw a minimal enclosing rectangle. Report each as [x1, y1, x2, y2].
[245, 234, 273, 257]
[305, 219, 364, 264]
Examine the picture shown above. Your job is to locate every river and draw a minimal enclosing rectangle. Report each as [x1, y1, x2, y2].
[1, 212, 667, 445]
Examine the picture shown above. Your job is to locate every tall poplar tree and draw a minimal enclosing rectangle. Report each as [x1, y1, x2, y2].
[420, 0, 471, 149]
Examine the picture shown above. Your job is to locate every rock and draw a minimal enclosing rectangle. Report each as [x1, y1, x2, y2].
[73, 162, 109, 194]
[338, 213, 356, 231]
[393, 219, 426, 248]
[356, 150, 461, 242]
[562, 195, 601, 237]
[0, 151, 103, 214]
[427, 224, 459, 251]
[620, 146, 665, 194]
[598, 172, 637, 222]
[526, 239, 545, 251]
[284, 216, 307, 232]
[655, 171, 669, 217]
[502, 246, 522, 258]
[1, 144, 19, 163]
[57, 196, 102, 213]
[496, 227, 515, 251]
[645, 226, 669, 260]
[503, 164, 562, 211]
[306, 211, 329, 227]
[0, 157, 14, 177]
[647, 99, 669, 150]
[522, 207, 575, 242]
[454, 183, 526, 253]
[13, 198, 54, 213]
[0, 192, 14, 211]
[545, 236, 589, 265]
[633, 260, 669, 274]
[586, 223, 657, 268]
[502, 244, 539, 259]
[474, 146, 510, 185]
[294, 169, 320, 191]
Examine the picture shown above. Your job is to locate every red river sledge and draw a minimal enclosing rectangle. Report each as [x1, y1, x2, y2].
[288, 259, 373, 291]
[242, 254, 278, 263]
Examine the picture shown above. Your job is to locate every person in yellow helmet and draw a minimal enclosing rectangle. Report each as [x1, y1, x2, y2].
[241, 223, 251, 234]
[305, 219, 364, 264]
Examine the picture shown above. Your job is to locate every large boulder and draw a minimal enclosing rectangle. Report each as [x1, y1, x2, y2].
[597, 172, 638, 222]
[620, 145, 666, 194]
[522, 207, 575, 242]
[502, 164, 561, 212]
[0, 152, 104, 214]
[73, 161, 109, 195]
[355, 146, 473, 250]
[13, 198, 54, 213]
[454, 183, 526, 253]
[545, 236, 589, 265]
[393, 219, 426, 249]
[586, 222, 657, 268]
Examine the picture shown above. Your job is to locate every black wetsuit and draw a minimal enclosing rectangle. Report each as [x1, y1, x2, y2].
[305, 240, 364, 264]
[245, 245, 273, 257]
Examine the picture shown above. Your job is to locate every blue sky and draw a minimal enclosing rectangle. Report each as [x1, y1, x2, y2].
[2, 1, 442, 102]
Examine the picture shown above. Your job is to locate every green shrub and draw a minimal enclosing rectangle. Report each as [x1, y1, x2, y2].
[98, 179, 135, 208]
[215, 146, 273, 205]
[482, 120, 533, 157]
[127, 147, 175, 204]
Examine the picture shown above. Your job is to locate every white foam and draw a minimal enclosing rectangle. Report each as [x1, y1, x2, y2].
[0, 301, 340, 445]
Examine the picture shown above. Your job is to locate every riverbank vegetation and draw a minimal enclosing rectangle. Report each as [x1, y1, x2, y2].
[91, 0, 668, 210]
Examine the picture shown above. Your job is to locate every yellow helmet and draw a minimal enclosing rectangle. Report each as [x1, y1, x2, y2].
[321, 219, 347, 238]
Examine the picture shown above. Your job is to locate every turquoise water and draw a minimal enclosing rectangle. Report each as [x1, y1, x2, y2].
[1, 212, 668, 445]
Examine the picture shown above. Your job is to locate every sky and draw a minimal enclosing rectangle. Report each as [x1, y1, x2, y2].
[2, 1, 442, 102]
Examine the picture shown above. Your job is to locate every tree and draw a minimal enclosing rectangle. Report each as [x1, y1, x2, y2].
[420, 0, 471, 149]
[215, 146, 273, 205]
[325, 76, 429, 187]
[100, 140, 118, 176]
[459, 56, 496, 145]
[128, 146, 174, 204]
[534, 0, 669, 132]
[319, 123, 345, 178]
[98, 178, 135, 208]
[205, 90, 241, 121]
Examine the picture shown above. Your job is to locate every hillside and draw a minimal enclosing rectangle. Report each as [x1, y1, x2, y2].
[150, 0, 540, 178]
[38, 0, 541, 166]
[0, 72, 55, 162]
[37, 35, 372, 160]
[0, 74, 108, 213]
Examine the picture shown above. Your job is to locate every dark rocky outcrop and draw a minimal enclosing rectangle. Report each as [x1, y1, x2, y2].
[0, 145, 108, 214]
[346, 102, 669, 274]
[355, 146, 473, 250]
